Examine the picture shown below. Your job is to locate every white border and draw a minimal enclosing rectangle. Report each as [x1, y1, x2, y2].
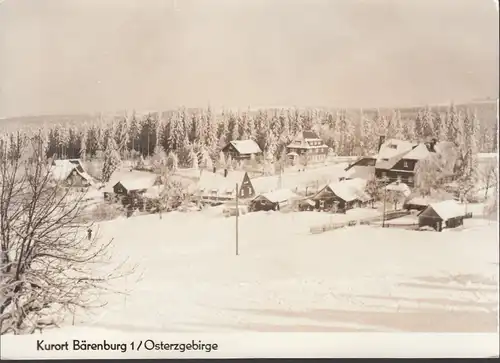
[1, 331, 499, 359]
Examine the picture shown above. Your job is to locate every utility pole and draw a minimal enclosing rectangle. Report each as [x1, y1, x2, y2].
[235, 183, 239, 256]
[382, 179, 388, 228]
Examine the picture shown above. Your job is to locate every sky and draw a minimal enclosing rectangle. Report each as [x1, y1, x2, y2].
[0, 0, 498, 118]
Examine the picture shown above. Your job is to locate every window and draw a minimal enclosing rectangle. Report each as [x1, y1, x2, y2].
[403, 161, 408, 168]
[408, 176, 414, 183]
[397, 175, 402, 182]
[388, 144, 397, 149]
[382, 172, 387, 178]
[319, 201, 325, 208]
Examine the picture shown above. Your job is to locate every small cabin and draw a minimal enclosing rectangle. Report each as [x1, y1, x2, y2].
[50, 159, 93, 187]
[222, 140, 262, 160]
[418, 200, 465, 231]
[249, 189, 298, 212]
[311, 178, 371, 212]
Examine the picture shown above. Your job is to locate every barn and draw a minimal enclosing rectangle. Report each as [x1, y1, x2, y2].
[418, 200, 465, 231]
[197, 169, 256, 204]
[50, 159, 93, 187]
[311, 178, 371, 212]
[222, 140, 262, 160]
[249, 189, 298, 212]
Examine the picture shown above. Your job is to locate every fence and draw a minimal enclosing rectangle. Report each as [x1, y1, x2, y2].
[309, 210, 412, 234]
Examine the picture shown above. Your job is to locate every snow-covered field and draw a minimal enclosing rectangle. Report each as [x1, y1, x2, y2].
[63, 206, 499, 334]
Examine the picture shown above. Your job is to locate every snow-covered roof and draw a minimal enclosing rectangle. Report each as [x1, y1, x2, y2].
[403, 143, 430, 160]
[422, 200, 464, 221]
[344, 165, 375, 180]
[251, 164, 348, 194]
[50, 159, 89, 182]
[254, 189, 298, 203]
[377, 139, 415, 160]
[197, 170, 247, 195]
[386, 181, 411, 197]
[322, 178, 369, 202]
[227, 140, 262, 155]
[114, 174, 157, 191]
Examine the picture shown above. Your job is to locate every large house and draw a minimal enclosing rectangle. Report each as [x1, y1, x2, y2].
[196, 169, 256, 204]
[222, 140, 262, 160]
[50, 159, 93, 187]
[286, 130, 329, 164]
[372, 136, 455, 187]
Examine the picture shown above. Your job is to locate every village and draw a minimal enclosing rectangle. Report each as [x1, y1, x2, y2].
[48, 129, 498, 234]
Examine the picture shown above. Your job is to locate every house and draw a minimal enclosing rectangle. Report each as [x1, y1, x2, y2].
[286, 130, 329, 164]
[373, 136, 456, 187]
[249, 189, 298, 212]
[50, 159, 93, 187]
[222, 140, 262, 160]
[311, 178, 371, 212]
[112, 175, 159, 196]
[196, 169, 256, 204]
[418, 200, 465, 231]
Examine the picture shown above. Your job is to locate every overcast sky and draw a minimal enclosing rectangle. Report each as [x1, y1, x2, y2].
[0, 0, 498, 117]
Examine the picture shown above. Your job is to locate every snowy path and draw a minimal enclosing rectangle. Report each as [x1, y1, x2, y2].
[72, 209, 498, 333]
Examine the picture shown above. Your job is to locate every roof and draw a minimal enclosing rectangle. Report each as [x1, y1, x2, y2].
[50, 159, 88, 181]
[254, 189, 298, 203]
[251, 164, 348, 194]
[302, 130, 321, 140]
[227, 140, 262, 155]
[421, 200, 464, 221]
[344, 165, 375, 180]
[321, 178, 369, 202]
[197, 170, 247, 195]
[114, 174, 157, 191]
[403, 143, 431, 160]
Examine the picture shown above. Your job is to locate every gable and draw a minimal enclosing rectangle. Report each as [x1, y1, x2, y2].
[391, 159, 418, 171]
[419, 207, 442, 220]
[222, 143, 237, 153]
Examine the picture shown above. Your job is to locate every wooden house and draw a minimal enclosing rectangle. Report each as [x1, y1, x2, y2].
[374, 137, 456, 187]
[50, 159, 93, 187]
[249, 189, 298, 212]
[286, 130, 329, 164]
[311, 178, 371, 212]
[418, 200, 465, 231]
[222, 140, 262, 160]
[196, 169, 256, 204]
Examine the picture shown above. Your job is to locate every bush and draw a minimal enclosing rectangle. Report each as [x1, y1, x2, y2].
[91, 202, 124, 221]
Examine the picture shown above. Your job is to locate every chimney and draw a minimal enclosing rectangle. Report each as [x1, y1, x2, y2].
[224, 169, 228, 177]
[213, 166, 216, 173]
[429, 138, 437, 152]
[377, 135, 386, 153]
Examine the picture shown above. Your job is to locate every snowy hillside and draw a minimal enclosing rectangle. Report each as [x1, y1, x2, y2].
[63, 206, 499, 334]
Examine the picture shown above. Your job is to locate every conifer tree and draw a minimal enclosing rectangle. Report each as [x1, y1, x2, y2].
[101, 137, 121, 182]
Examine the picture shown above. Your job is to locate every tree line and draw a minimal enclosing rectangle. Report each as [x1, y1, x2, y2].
[0, 104, 496, 173]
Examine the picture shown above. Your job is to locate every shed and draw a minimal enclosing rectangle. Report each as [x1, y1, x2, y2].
[311, 178, 371, 212]
[418, 200, 465, 231]
[222, 140, 262, 160]
[249, 189, 298, 212]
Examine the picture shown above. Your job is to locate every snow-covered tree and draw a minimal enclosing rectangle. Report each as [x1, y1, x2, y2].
[101, 137, 121, 182]
[420, 106, 435, 139]
[189, 148, 199, 170]
[166, 152, 179, 172]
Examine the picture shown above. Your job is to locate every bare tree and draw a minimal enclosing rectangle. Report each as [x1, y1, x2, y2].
[0, 134, 134, 335]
